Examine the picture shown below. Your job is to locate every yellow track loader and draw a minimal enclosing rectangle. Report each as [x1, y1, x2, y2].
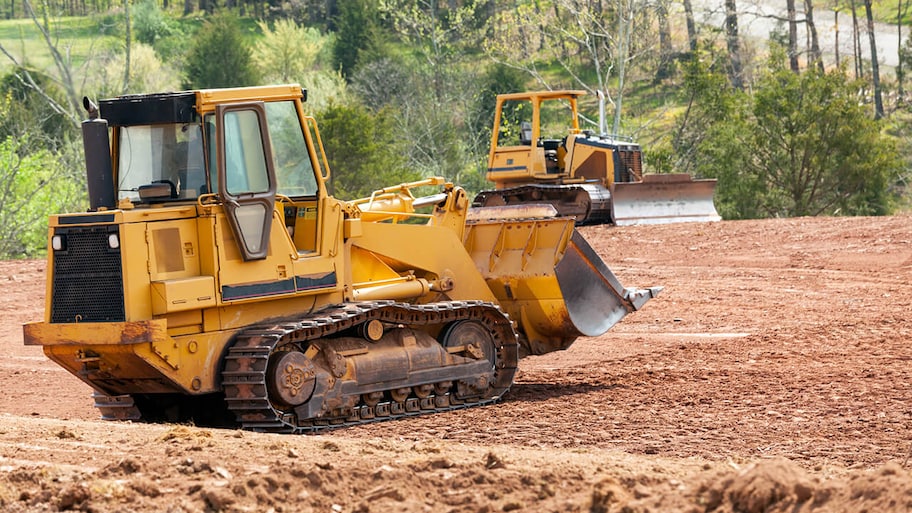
[23, 85, 659, 432]
[473, 90, 721, 226]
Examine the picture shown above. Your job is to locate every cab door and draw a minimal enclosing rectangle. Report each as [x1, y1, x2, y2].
[215, 102, 276, 261]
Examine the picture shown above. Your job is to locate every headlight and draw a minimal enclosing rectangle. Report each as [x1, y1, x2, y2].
[108, 233, 120, 249]
[51, 235, 65, 251]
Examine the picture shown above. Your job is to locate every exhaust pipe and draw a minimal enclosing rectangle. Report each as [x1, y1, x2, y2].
[82, 97, 116, 211]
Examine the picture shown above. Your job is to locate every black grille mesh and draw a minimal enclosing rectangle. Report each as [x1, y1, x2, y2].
[51, 226, 125, 323]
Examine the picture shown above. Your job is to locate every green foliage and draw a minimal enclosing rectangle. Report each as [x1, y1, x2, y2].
[133, 0, 173, 45]
[182, 11, 256, 89]
[0, 68, 72, 152]
[0, 136, 84, 258]
[333, 0, 380, 80]
[92, 9, 125, 39]
[470, 63, 528, 137]
[300, 70, 350, 113]
[98, 42, 181, 96]
[317, 102, 420, 200]
[675, 50, 901, 219]
[254, 19, 327, 83]
[251, 18, 349, 111]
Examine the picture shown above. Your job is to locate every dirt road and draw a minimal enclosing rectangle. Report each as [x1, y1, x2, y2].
[2, 215, 912, 512]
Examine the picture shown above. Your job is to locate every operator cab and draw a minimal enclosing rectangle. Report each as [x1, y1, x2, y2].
[97, 92, 320, 205]
[86, 86, 326, 260]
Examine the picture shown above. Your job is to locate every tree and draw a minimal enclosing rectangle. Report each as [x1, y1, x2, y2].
[666, 50, 756, 218]
[0, 69, 72, 152]
[0, 135, 84, 257]
[656, 0, 673, 79]
[333, 0, 379, 80]
[898, 0, 908, 99]
[97, 43, 181, 97]
[682, 0, 697, 52]
[804, 0, 823, 71]
[748, 62, 896, 216]
[182, 11, 256, 89]
[787, 0, 799, 72]
[724, 0, 743, 89]
[254, 19, 325, 83]
[317, 102, 420, 200]
[484, 0, 657, 135]
[133, 0, 175, 45]
[686, 51, 899, 219]
[863, 0, 884, 119]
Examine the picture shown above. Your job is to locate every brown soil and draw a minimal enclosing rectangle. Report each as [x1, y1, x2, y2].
[3, 215, 912, 512]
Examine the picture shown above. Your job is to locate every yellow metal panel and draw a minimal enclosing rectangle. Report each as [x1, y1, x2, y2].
[37, 327, 234, 394]
[197, 84, 303, 112]
[121, 221, 153, 321]
[353, 222, 495, 303]
[147, 218, 202, 281]
[215, 210, 297, 299]
[195, 209, 219, 277]
[349, 246, 400, 284]
[487, 147, 534, 185]
[344, 218, 362, 239]
[151, 276, 217, 315]
[292, 199, 319, 251]
[136, 332, 233, 392]
[23, 319, 168, 346]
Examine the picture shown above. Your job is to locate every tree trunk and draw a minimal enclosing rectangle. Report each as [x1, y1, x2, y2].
[683, 0, 698, 52]
[851, 0, 862, 79]
[864, 0, 884, 118]
[657, 0, 673, 80]
[122, 0, 130, 94]
[835, 8, 840, 67]
[898, 0, 906, 99]
[787, 0, 799, 72]
[724, 0, 743, 89]
[805, 0, 823, 71]
[613, 0, 631, 136]
[183, 0, 192, 15]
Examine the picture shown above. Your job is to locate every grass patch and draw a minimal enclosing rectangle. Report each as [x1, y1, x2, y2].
[0, 16, 121, 76]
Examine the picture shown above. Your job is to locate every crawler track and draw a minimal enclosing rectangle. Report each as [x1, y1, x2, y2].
[220, 300, 519, 433]
[473, 184, 612, 225]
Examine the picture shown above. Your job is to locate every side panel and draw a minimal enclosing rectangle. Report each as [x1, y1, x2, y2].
[351, 222, 496, 304]
[487, 146, 547, 186]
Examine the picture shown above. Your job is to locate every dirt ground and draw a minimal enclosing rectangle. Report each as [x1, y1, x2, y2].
[2, 215, 912, 512]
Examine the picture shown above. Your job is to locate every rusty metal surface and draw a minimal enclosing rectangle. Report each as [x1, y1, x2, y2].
[23, 319, 169, 346]
[612, 174, 721, 226]
[221, 300, 519, 433]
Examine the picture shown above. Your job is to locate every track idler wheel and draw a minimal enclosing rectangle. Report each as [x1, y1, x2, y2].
[440, 320, 497, 400]
[266, 350, 317, 409]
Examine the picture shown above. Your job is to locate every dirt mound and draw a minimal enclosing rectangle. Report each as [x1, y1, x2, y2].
[2, 215, 912, 511]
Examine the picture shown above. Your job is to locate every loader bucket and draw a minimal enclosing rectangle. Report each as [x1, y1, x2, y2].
[611, 173, 721, 226]
[464, 211, 660, 356]
[555, 230, 659, 336]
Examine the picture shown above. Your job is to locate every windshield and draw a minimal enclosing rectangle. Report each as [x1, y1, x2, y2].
[266, 100, 319, 197]
[117, 123, 206, 202]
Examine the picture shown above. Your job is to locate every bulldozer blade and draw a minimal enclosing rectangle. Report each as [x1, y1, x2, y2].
[555, 230, 662, 337]
[612, 173, 721, 226]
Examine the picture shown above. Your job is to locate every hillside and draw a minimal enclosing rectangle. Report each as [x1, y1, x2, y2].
[1, 215, 912, 512]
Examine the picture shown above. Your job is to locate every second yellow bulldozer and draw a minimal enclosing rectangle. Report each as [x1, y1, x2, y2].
[474, 90, 721, 226]
[23, 84, 659, 432]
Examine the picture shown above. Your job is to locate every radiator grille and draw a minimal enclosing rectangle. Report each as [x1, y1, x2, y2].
[51, 226, 125, 323]
[616, 147, 643, 182]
